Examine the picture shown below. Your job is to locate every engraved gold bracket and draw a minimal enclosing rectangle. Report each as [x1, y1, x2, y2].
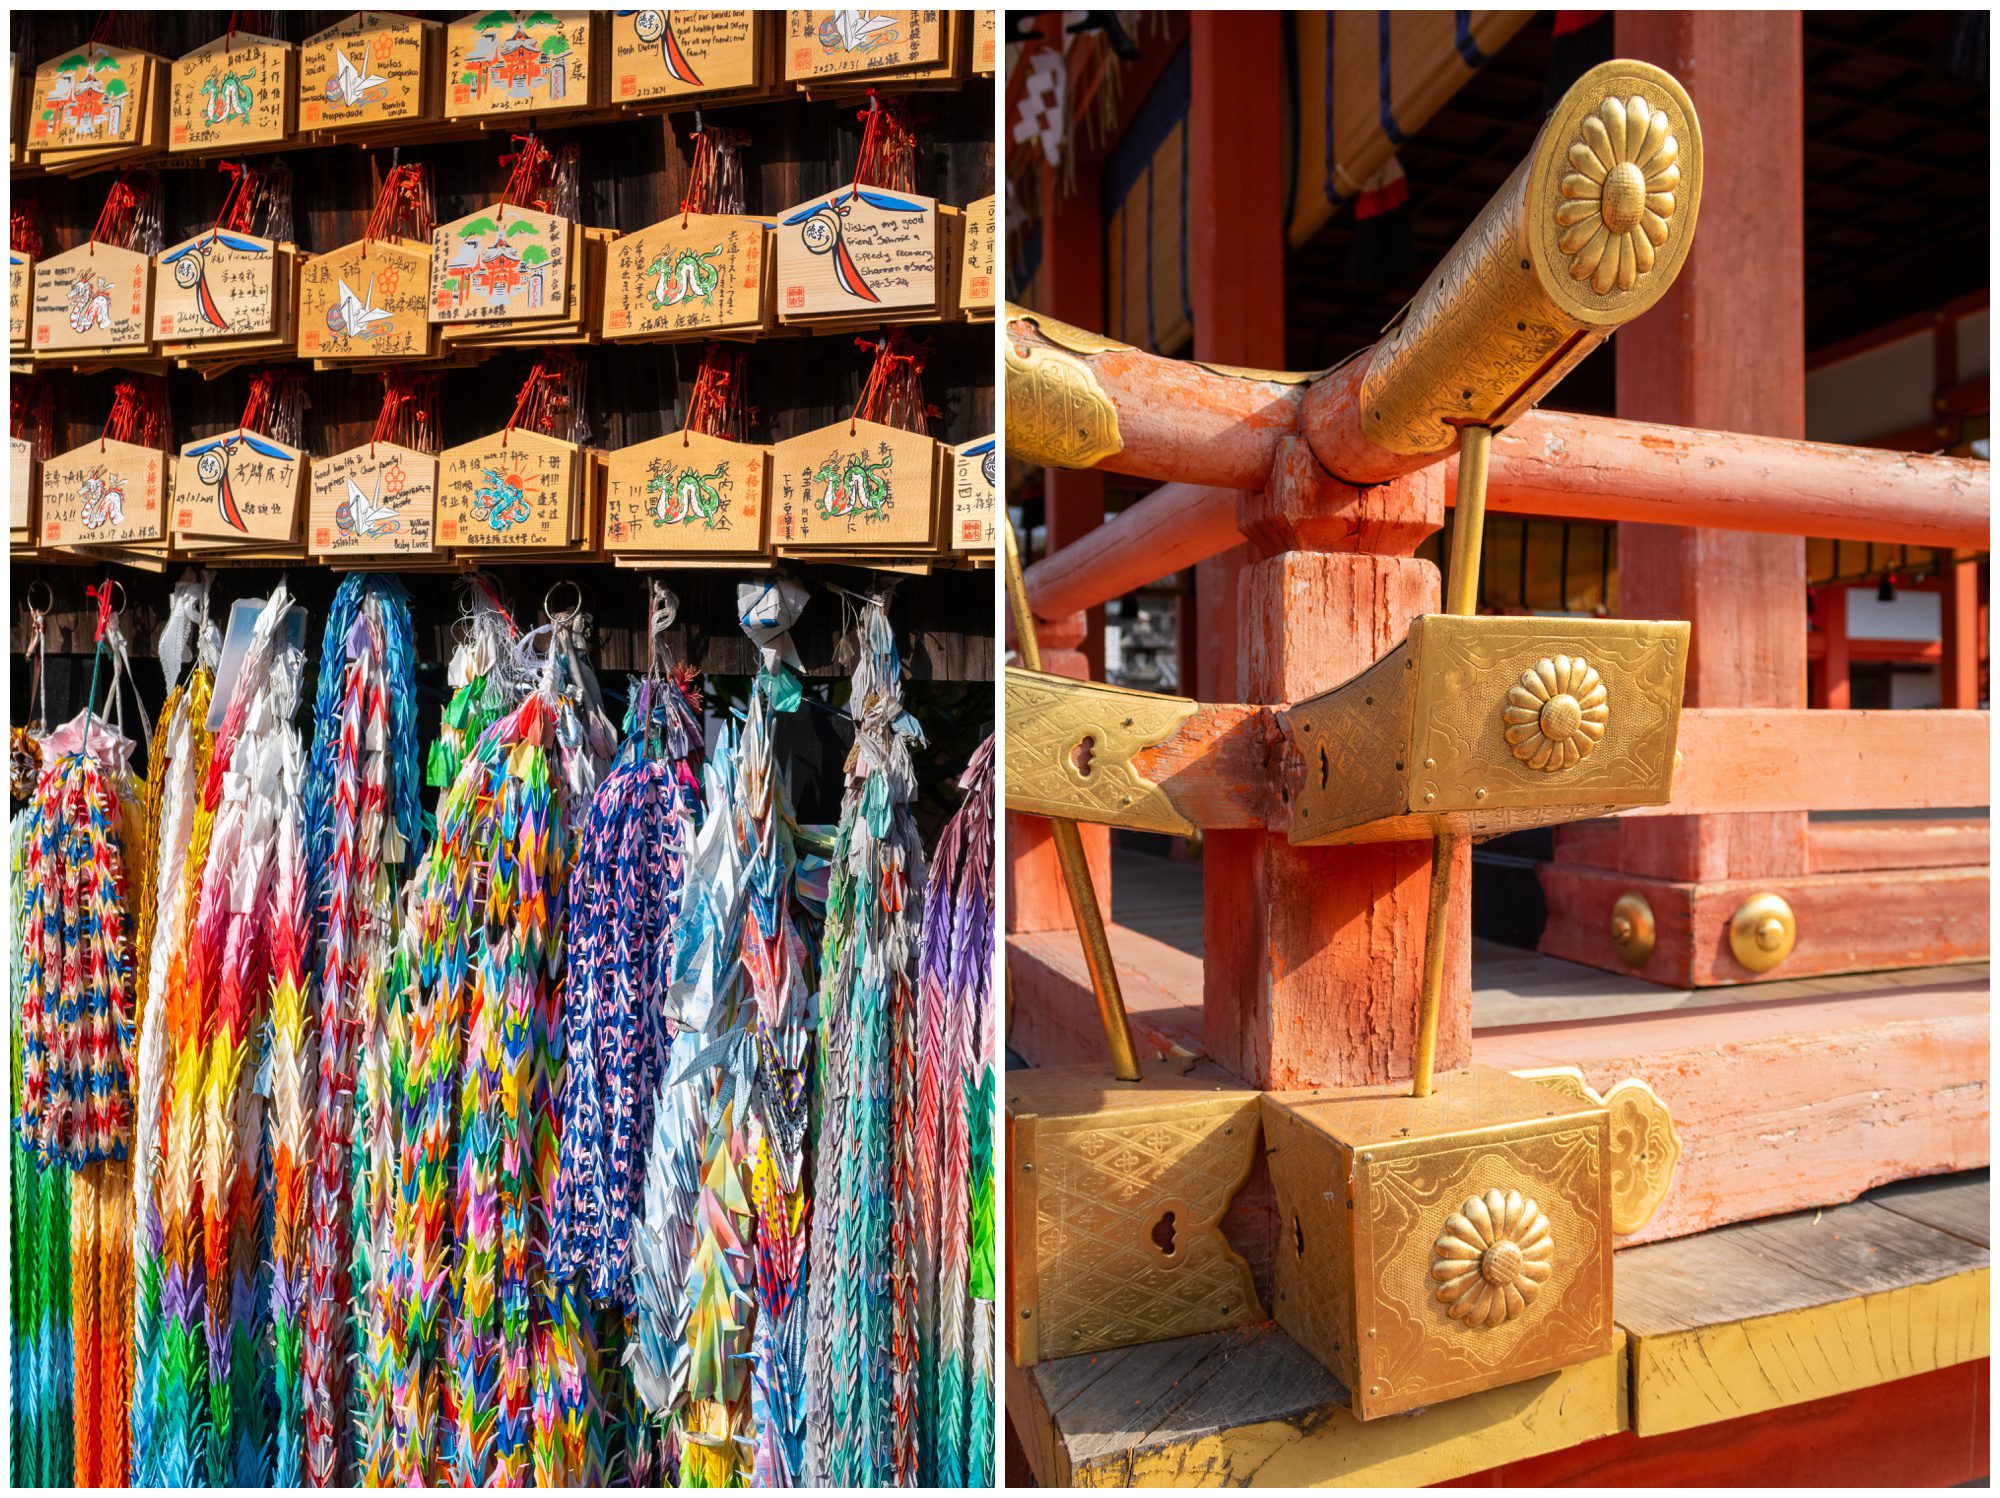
[1009, 1064, 1263, 1367]
[1263, 1066, 1614, 1420]
[1004, 668, 1198, 836]
[1515, 1067, 1683, 1235]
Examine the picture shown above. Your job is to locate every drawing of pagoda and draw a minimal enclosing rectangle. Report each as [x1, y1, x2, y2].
[463, 16, 569, 103]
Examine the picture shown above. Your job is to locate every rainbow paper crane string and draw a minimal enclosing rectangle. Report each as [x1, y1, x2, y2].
[18, 668, 145, 1489]
[127, 574, 217, 1490]
[804, 590, 928, 1488]
[914, 736, 994, 1488]
[187, 586, 307, 1487]
[387, 583, 528, 1487]
[299, 574, 422, 1487]
[11, 808, 73, 1488]
[396, 603, 613, 1486]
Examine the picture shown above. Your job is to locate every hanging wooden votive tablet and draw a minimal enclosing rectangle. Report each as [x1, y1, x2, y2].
[433, 136, 602, 349]
[443, 10, 602, 122]
[298, 163, 440, 366]
[603, 212, 770, 340]
[609, 10, 772, 107]
[8, 439, 33, 553]
[298, 11, 444, 141]
[959, 192, 994, 321]
[436, 354, 587, 556]
[155, 161, 300, 373]
[605, 346, 768, 565]
[973, 9, 997, 75]
[9, 248, 31, 356]
[775, 98, 958, 328]
[602, 123, 768, 341]
[31, 179, 163, 366]
[9, 380, 51, 557]
[156, 230, 296, 364]
[431, 202, 582, 340]
[39, 379, 171, 555]
[168, 29, 297, 155]
[170, 373, 308, 558]
[949, 434, 996, 560]
[24, 41, 169, 174]
[771, 417, 941, 557]
[782, 10, 954, 92]
[309, 373, 442, 563]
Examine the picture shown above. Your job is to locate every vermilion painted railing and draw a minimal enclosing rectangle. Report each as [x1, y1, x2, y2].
[1013, 324, 1990, 623]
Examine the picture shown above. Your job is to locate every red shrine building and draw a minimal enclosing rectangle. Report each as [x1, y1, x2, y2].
[1002, 10, 1988, 1487]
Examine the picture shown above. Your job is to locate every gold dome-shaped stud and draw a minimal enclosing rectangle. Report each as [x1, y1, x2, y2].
[1729, 892, 1797, 973]
[1432, 1189, 1554, 1327]
[1610, 892, 1656, 967]
[1503, 655, 1608, 772]
[1556, 94, 1682, 294]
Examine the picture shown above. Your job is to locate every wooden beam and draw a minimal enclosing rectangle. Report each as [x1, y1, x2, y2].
[1007, 1322, 1626, 1487]
[1614, 1182, 1989, 1436]
[1446, 1357, 1989, 1487]
[1476, 978, 1989, 1246]
[1943, 556, 1984, 709]
[1536, 863, 1989, 986]
[1810, 818, 1990, 874]
[1008, 705, 1992, 837]
[1005, 314, 1307, 491]
[1020, 413, 1990, 622]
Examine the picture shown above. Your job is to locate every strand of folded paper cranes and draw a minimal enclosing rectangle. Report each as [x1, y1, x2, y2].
[12, 569, 995, 1489]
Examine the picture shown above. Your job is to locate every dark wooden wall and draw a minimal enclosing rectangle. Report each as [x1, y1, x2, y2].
[11, 11, 997, 824]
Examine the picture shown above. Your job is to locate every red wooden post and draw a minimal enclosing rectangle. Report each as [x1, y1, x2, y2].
[1942, 557, 1982, 709]
[1818, 584, 1850, 710]
[1187, 10, 1286, 704]
[1543, 12, 1815, 979]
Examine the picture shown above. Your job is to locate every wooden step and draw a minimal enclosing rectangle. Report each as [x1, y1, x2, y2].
[1008, 1175, 1989, 1487]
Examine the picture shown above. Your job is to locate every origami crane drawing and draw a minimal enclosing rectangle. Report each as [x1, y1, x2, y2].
[328, 45, 387, 107]
[327, 275, 394, 339]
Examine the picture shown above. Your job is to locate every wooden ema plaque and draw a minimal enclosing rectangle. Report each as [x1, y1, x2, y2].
[31, 243, 152, 356]
[602, 213, 768, 341]
[40, 437, 166, 547]
[775, 184, 940, 319]
[11, 439, 36, 538]
[169, 32, 296, 153]
[782, 11, 944, 82]
[604, 429, 767, 556]
[949, 434, 995, 553]
[308, 442, 438, 558]
[436, 429, 578, 551]
[610, 10, 760, 103]
[445, 11, 595, 121]
[959, 192, 994, 319]
[770, 418, 939, 550]
[972, 8, 996, 73]
[431, 204, 571, 326]
[9, 252, 30, 352]
[300, 13, 431, 135]
[27, 44, 150, 154]
[299, 239, 432, 361]
[155, 230, 282, 342]
[172, 428, 306, 543]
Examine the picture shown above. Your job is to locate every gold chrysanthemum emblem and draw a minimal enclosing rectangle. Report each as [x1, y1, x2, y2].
[1504, 656, 1607, 772]
[1432, 1189, 1553, 1328]
[1556, 95, 1681, 294]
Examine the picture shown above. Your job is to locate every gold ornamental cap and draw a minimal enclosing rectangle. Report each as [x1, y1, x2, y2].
[1358, 58, 1704, 456]
[1528, 59, 1704, 326]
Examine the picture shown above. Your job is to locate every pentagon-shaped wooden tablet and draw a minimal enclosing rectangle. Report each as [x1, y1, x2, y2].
[40, 437, 166, 547]
[308, 441, 438, 558]
[32, 243, 152, 355]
